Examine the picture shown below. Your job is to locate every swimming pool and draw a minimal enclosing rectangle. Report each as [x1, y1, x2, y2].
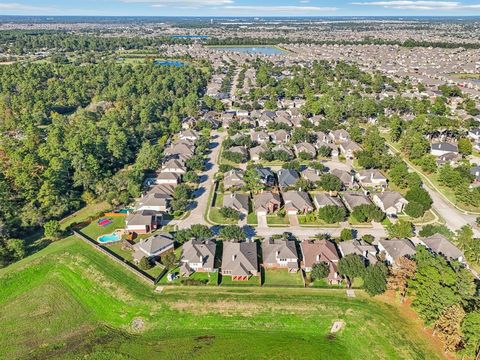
[154, 60, 185, 67]
[98, 231, 122, 243]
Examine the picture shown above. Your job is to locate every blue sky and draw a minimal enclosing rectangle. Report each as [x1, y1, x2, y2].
[2, 0, 480, 16]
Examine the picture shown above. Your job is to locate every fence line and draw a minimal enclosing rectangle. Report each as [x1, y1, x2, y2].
[73, 230, 156, 286]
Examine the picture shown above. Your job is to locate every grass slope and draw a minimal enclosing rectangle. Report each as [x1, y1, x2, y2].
[0, 237, 445, 360]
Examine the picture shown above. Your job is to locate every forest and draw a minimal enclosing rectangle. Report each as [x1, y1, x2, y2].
[0, 61, 207, 239]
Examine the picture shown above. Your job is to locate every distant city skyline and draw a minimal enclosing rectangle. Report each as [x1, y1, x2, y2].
[2, 0, 480, 17]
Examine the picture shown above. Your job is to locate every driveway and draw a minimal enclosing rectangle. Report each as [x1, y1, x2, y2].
[257, 213, 268, 228]
[288, 215, 299, 226]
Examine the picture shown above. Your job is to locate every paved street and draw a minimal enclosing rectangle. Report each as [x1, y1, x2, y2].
[176, 130, 225, 229]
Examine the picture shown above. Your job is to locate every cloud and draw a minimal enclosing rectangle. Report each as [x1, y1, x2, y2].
[222, 5, 338, 13]
[351, 1, 480, 10]
[300, 0, 311, 3]
[121, 0, 233, 5]
[0, 2, 55, 12]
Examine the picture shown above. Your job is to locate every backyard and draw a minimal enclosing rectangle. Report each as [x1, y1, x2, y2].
[263, 268, 305, 287]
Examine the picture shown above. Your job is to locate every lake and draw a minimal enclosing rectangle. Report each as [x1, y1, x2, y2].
[154, 60, 185, 67]
[211, 46, 286, 55]
[170, 35, 209, 39]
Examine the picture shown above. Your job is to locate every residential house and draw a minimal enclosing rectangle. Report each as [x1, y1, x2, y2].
[301, 168, 322, 183]
[421, 234, 464, 263]
[253, 191, 282, 215]
[356, 169, 388, 189]
[135, 192, 170, 213]
[179, 129, 199, 142]
[256, 167, 276, 187]
[161, 159, 187, 174]
[339, 141, 362, 159]
[272, 144, 294, 159]
[132, 233, 174, 262]
[372, 191, 408, 217]
[430, 142, 459, 157]
[331, 169, 357, 190]
[249, 145, 267, 161]
[221, 241, 259, 281]
[470, 165, 480, 182]
[313, 193, 345, 210]
[271, 129, 290, 144]
[294, 142, 317, 158]
[378, 238, 416, 266]
[300, 240, 341, 285]
[329, 129, 350, 143]
[341, 192, 372, 211]
[338, 239, 378, 265]
[316, 141, 339, 157]
[282, 191, 314, 214]
[262, 238, 299, 272]
[223, 169, 245, 190]
[315, 131, 330, 143]
[277, 169, 300, 190]
[155, 171, 181, 186]
[251, 131, 270, 144]
[468, 128, 480, 141]
[126, 210, 158, 234]
[180, 239, 217, 276]
[223, 193, 249, 215]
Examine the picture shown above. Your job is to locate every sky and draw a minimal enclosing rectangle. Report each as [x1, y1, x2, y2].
[2, 0, 480, 17]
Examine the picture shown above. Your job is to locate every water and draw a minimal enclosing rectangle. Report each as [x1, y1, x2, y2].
[154, 60, 185, 67]
[211, 46, 286, 55]
[98, 232, 121, 243]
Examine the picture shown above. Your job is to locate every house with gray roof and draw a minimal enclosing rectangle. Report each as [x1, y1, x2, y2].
[126, 210, 158, 234]
[356, 169, 387, 189]
[221, 241, 258, 281]
[341, 192, 372, 211]
[250, 130, 270, 144]
[161, 159, 186, 174]
[331, 169, 357, 190]
[378, 238, 416, 266]
[277, 169, 300, 189]
[430, 142, 459, 157]
[301, 168, 322, 183]
[313, 193, 345, 210]
[223, 193, 249, 215]
[372, 191, 408, 217]
[262, 238, 299, 272]
[135, 192, 170, 213]
[227, 146, 248, 162]
[223, 169, 245, 190]
[329, 129, 350, 143]
[282, 191, 314, 214]
[253, 191, 281, 215]
[255, 167, 276, 186]
[271, 129, 290, 144]
[132, 233, 174, 262]
[421, 234, 464, 263]
[272, 144, 294, 159]
[294, 142, 317, 158]
[300, 240, 341, 285]
[249, 144, 268, 161]
[338, 239, 378, 265]
[339, 141, 362, 159]
[180, 239, 217, 276]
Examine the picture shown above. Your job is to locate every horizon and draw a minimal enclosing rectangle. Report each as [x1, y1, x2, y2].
[2, 0, 480, 17]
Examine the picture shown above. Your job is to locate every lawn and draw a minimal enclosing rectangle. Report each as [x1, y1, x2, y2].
[347, 216, 373, 227]
[59, 201, 111, 230]
[267, 215, 290, 226]
[209, 208, 238, 225]
[247, 211, 258, 225]
[0, 237, 446, 360]
[263, 268, 304, 287]
[298, 215, 340, 227]
[80, 216, 126, 241]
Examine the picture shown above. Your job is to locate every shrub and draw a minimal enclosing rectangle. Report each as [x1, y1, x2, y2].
[404, 201, 425, 218]
[139, 257, 153, 270]
[318, 205, 346, 224]
[340, 228, 354, 241]
[219, 207, 241, 220]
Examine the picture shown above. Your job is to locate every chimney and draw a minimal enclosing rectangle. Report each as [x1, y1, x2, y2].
[232, 254, 236, 261]
[316, 254, 320, 262]
[276, 250, 280, 257]
[199, 255, 203, 262]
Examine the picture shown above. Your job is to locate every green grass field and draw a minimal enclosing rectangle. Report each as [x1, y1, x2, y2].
[0, 237, 445, 360]
[263, 268, 304, 287]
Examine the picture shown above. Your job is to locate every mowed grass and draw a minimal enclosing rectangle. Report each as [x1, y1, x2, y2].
[0, 237, 446, 360]
[263, 268, 304, 287]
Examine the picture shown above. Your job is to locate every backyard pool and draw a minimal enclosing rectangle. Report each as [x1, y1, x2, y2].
[98, 231, 122, 243]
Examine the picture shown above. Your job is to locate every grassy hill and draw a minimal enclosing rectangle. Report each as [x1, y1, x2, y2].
[0, 237, 445, 360]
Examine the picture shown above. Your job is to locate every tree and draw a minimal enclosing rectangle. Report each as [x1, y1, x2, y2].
[338, 254, 366, 280]
[462, 311, 480, 359]
[362, 234, 374, 244]
[244, 166, 264, 193]
[184, 171, 199, 184]
[219, 225, 246, 241]
[388, 163, 409, 189]
[419, 224, 453, 239]
[351, 204, 385, 223]
[4, 238, 26, 261]
[189, 224, 213, 240]
[387, 257, 416, 301]
[317, 205, 346, 224]
[318, 173, 342, 192]
[405, 186, 432, 212]
[433, 304, 466, 353]
[386, 219, 414, 238]
[138, 256, 152, 270]
[43, 220, 61, 239]
[404, 201, 425, 218]
[310, 262, 330, 281]
[340, 228, 353, 241]
[363, 263, 388, 296]
[219, 207, 241, 220]
[161, 252, 177, 269]
[458, 138, 472, 156]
